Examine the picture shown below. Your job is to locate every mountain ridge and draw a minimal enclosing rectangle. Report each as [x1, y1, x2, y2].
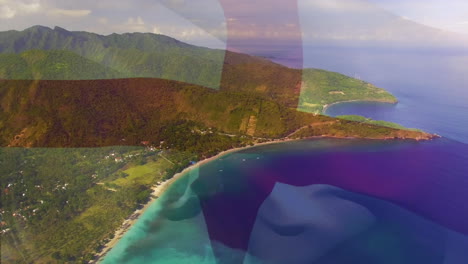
[0, 25, 226, 88]
[0, 26, 397, 112]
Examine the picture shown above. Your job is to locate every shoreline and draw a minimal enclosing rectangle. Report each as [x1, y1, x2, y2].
[92, 131, 437, 262]
[92, 137, 302, 263]
[322, 99, 398, 115]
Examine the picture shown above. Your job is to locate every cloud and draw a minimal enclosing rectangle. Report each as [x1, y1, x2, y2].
[127, 16, 145, 26]
[18, 0, 40, 13]
[153, 23, 224, 41]
[118, 16, 148, 32]
[48, 8, 91, 17]
[152, 26, 161, 34]
[0, 5, 15, 19]
[0, 0, 40, 19]
[156, 0, 227, 41]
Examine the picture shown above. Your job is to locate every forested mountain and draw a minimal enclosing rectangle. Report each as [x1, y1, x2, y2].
[0, 50, 121, 80]
[0, 26, 225, 88]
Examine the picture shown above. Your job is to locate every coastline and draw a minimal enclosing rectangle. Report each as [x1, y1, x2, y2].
[92, 137, 302, 263]
[92, 130, 436, 263]
[322, 99, 398, 115]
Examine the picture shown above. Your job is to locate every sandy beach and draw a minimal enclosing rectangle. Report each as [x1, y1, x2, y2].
[92, 138, 301, 263]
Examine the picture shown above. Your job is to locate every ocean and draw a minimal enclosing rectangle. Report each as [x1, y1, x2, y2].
[102, 46, 468, 263]
[304, 45, 468, 144]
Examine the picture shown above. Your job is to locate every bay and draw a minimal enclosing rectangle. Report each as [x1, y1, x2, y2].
[103, 46, 468, 263]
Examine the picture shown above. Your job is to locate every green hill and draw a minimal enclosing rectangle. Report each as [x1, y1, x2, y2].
[0, 50, 121, 80]
[299, 69, 397, 114]
[0, 26, 225, 88]
[0, 78, 319, 147]
[219, 53, 398, 112]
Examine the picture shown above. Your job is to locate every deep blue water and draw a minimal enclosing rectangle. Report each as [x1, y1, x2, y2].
[301, 46, 468, 143]
[103, 47, 468, 263]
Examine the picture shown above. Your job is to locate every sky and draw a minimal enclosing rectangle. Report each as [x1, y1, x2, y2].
[1, 0, 468, 49]
[371, 0, 468, 34]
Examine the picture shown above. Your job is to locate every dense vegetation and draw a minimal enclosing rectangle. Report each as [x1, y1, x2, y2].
[336, 115, 422, 131]
[0, 77, 313, 148]
[0, 26, 225, 88]
[1, 78, 428, 149]
[299, 69, 397, 113]
[1, 147, 199, 263]
[0, 50, 121, 80]
[288, 119, 430, 140]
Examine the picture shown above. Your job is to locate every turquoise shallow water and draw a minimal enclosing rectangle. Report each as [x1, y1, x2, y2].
[102, 167, 218, 264]
[102, 138, 468, 264]
[102, 150, 264, 263]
